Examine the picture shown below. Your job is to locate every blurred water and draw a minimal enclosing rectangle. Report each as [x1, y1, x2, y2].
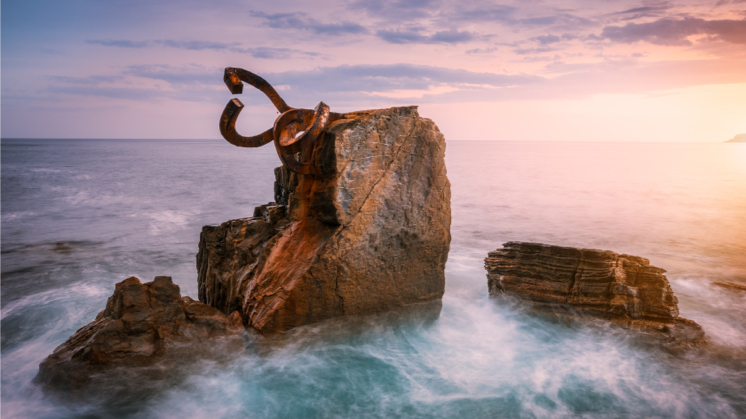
[2, 139, 745, 418]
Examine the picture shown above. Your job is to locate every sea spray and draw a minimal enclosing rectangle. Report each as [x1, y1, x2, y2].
[2, 139, 745, 417]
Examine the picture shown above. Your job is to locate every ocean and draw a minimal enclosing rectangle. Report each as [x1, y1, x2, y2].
[2, 139, 745, 418]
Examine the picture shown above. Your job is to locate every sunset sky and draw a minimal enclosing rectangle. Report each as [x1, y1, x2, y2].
[2, 0, 745, 142]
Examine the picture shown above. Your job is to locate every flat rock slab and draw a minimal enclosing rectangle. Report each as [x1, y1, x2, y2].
[198, 106, 451, 333]
[485, 242, 706, 350]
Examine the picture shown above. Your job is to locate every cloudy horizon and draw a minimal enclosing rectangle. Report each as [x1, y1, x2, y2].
[2, 0, 745, 142]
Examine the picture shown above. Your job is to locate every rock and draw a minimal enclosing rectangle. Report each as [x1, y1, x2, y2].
[485, 242, 706, 350]
[198, 106, 451, 333]
[725, 134, 746, 142]
[712, 281, 746, 292]
[35, 276, 245, 393]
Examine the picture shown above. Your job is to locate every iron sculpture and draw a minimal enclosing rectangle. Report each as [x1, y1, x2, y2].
[219, 68, 342, 175]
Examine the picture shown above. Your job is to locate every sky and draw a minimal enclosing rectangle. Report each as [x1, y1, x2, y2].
[2, 0, 745, 142]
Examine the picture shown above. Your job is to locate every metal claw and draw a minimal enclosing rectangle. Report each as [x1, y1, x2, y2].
[219, 98, 274, 148]
[219, 67, 342, 175]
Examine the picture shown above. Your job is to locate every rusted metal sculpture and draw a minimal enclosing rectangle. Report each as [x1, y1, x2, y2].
[219, 68, 342, 175]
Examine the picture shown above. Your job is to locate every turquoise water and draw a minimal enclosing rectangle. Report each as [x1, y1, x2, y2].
[2, 139, 745, 418]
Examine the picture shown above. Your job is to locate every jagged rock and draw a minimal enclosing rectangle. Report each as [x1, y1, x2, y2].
[485, 242, 706, 350]
[198, 106, 451, 333]
[35, 276, 245, 392]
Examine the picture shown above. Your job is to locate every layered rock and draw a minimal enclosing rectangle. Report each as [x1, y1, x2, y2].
[198, 106, 451, 333]
[35, 276, 245, 392]
[485, 242, 705, 349]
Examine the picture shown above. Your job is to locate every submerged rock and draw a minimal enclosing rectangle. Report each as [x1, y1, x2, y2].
[35, 276, 245, 393]
[485, 242, 706, 350]
[725, 134, 746, 143]
[198, 106, 451, 333]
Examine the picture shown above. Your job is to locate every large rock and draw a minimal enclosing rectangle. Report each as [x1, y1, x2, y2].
[198, 106, 451, 333]
[485, 242, 706, 349]
[35, 276, 245, 393]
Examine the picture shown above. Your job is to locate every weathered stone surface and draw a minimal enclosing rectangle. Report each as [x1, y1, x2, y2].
[485, 242, 706, 349]
[198, 106, 451, 333]
[35, 276, 244, 392]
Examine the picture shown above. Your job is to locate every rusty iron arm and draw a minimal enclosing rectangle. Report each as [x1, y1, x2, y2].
[219, 98, 275, 148]
[224, 67, 291, 113]
[219, 67, 344, 175]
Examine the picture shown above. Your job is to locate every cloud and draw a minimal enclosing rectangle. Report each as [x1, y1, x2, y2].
[450, 5, 593, 31]
[50, 75, 124, 85]
[124, 65, 217, 86]
[714, 0, 746, 7]
[454, 4, 515, 22]
[265, 64, 543, 98]
[518, 13, 594, 29]
[466, 47, 498, 54]
[513, 47, 558, 55]
[87, 40, 150, 48]
[349, 0, 440, 20]
[157, 40, 239, 51]
[41, 63, 545, 107]
[601, 17, 746, 46]
[533, 35, 561, 45]
[230, 47, 321, 59]
[87, 38, 320, 59]
[610, 5, 671, 20]
[250, 11, 367, 35]
[45, 65, 224, 103]
[376, 29, 474, 44]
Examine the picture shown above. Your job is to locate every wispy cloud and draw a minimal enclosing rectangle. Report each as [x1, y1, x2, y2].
[50, 75, 124, 85]
[124, 64, 217, 86]
[601, 17, 746, 46]
[87, 40, 150, 48]
[513, 46, 559, 55]
[231, 47, 320, 59]
[466, 47, 498, 55]
[250, 11, 368, 35]
[265, 64, 544, 102]
[376, 29, 475, 44]
[41, 63, 545, 106]
[532, 35, 561, 45]
[349, 0, 441, 20]
[157, 40, 239, 51]
[87, 39, 321, 59]
[610, 4, 672, 20]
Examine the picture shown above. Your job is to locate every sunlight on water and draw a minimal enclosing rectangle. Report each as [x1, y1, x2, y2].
[2, 139, 745, 418]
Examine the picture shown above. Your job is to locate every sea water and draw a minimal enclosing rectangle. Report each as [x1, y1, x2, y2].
[2, 139, 745, 418]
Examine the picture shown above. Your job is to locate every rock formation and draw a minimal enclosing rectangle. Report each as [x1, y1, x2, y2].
[485, 242, 705, 349]
[35, 276, 245, 392]
[725, 134, 746, 142]
[198, 106, 451, 333]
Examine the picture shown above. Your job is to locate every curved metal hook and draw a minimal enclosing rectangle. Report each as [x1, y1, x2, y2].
[224, 68, 291, 113]
[219, 98, 275, 148]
